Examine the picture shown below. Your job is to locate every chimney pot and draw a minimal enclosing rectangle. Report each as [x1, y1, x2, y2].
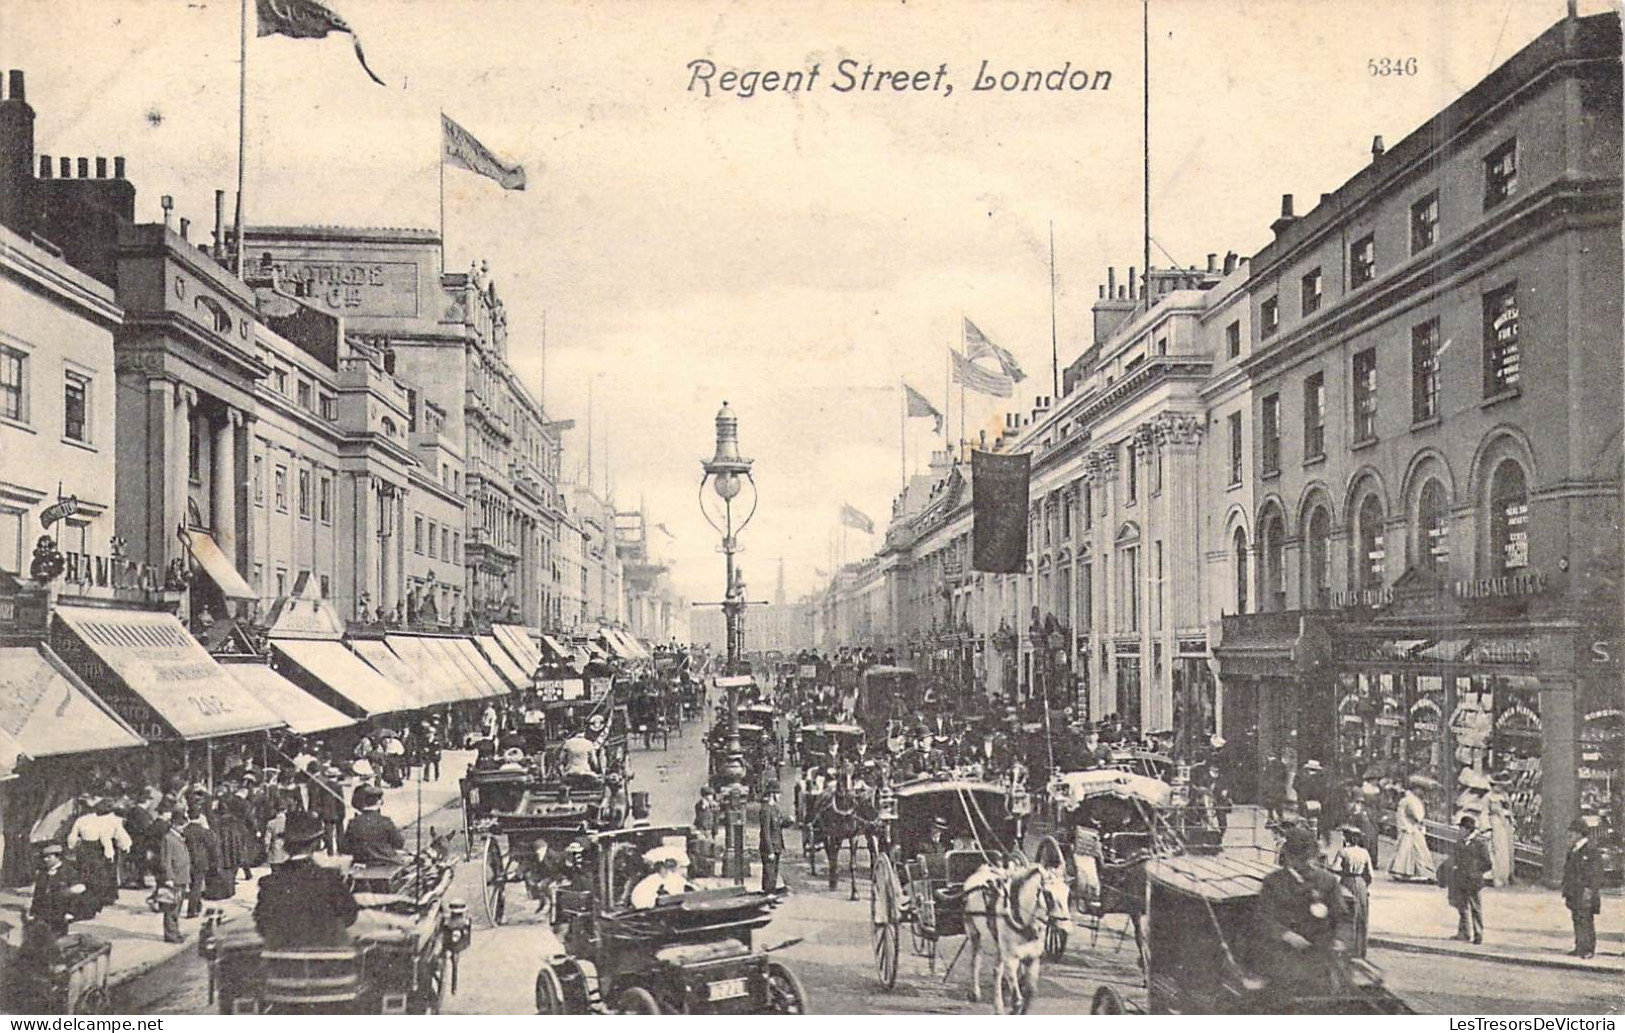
[1224, 251, 1237, 275]
[95, 157, 107, 178]
[1371, 135, 1385, 158]
[180, 217, 190, 241]
[59, 157, 70, 178]
[1280, 194, 1294, 218]
[1098, 285, 1105, 298]
[1206, 253, 1217, 272]
[76, 157, 88, 178]
[1128, 266, 1136, 295]
[114, 156, 125, 179]
[213, 189, 225, 250]
[38, 155, 51, 178]
[7, 71, 22, 103]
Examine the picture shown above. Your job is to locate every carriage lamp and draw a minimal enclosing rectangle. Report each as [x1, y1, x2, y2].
[444, 899, 472, 954]
[700, 401, 759, 883]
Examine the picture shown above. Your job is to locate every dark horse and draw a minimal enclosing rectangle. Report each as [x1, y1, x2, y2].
[806, 777, 881, 900]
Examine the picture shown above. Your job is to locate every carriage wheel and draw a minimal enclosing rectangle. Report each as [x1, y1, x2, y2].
[482, 838, 507, 926]
[870, 854, 901, 989]
[422, 951, 449, 1014]
[462, 800, 476, 861]
[74, 985, 109, 1015]
[614, 987, 661, 1014]
[764, 962, 809, 1014]
[535, 965, 567, 1015]
[1091, 985, 1125, 1015]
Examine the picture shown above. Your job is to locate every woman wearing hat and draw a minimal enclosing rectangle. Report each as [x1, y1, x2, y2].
[1331, 825, 1373, 957]
[630, 845, 693, 909]
[1485, 774, 1516, 886]
[1388, 776, 1437, 882]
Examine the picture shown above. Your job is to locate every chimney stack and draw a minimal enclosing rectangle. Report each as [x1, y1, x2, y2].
[95, 157, 107, 178]
[58, 156, 69, 178]
[1128, 266, 1136, 299]
[38, 155, 50, 178]
[179, 217, 190, 241]
[160, 194, 173, 230]
[1371, 135, 1385, 159]
[114, 156, 125, 179]
[1206, 253, 1217, 272]
[7, 71, 23, 102]
[1281, 194, 1294, 218]
[76, 157, 88, 178]
[213, 189, 225, 252]
[1223, 251, 1237, 275]
[1098, 285, 1105, 298]
[1107, 267, 1117, 296]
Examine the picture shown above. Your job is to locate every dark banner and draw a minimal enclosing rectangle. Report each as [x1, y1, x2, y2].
[972, 449, 1030, 574]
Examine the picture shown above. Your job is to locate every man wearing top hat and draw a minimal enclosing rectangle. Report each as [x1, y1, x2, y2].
[758, 783, 787, 893]
[1562, 817, 1601, 958]
[342, 783, 405, 867]
[1257, 824, 1346, 1005]
[253, 811, 359, 948]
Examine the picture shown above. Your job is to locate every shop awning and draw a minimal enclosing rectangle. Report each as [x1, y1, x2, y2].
[351, 639, 436, 709]
[221, 662, 352, 735]
[451, 636, 511, 695]
[383, 636, 470, 706]
[477, 635, 529, 689]
[271, 639, 414, 717]
[0, 645, 147, 757]
[418, 636, 486, 702]
[538, 634, 571, 664]
[597, 631, 634, 661]
[183, 530, 256, 601]
[54, 606, 283, 739]
[492, 623, 543, 671]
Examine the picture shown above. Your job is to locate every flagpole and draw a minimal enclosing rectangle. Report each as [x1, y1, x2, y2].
[899, 379, 906, 489]
[540, 309, 548, 410]
[438, 112, 447, 275]
[233, 0, 247, 275]
[943, 345, 951, 450]
[1050, 220, 1060, 401]
[958, 314, 967, 460]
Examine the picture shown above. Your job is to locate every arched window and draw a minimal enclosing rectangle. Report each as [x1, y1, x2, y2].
[1233, 528, 1249, 614]
[1305, 506, 1332, 608]
[1261, 511, 1286, 612]
[1418, 479, 1450, 575]
[1489, 461, 1530, 574]
[1356, 494, 1386, 591]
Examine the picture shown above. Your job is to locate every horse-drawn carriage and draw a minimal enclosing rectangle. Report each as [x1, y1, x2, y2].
[1086, 852, 1413, 1015]
[208, 845, 470, 1014]
[1049, 769, 1173, 922]
[478, 783, 642, 926]
[853, 665, 919, 738]
[795, 722, 865, 771]
[533, 824, 808, 1015]
[707, 722, 779, 794]
[868, 778, 1017, 986]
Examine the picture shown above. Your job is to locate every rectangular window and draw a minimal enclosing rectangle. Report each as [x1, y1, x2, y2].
[319, 574, 330, 598]
[1260, 296, 1280, 338]
[188, 419, 201, 482]
[0, 346, 24, 422]
[253, 455, 265, 505]
[296, 380, 313, 411]
[1304, 372, 1326, 458]
[273, 368, 286, 394]
[442, 527, 450, 560]
[1061, 494, 1072, 538]
[1125, 442, 1138, 503]
[1484, 282, 1520, 394]
[1350, 234, 1376, 287]
[452, 532, 460, 563]
[414, 516, 424, 554]
[1353, 348, 1378, 441]
[297, 468, 311, 517]
[275, 569, 286, 597]
[63, 372, 88, 442]
[1152, 444, 1164, 495]
[1301, 267, 1322, 316]
[1484, 138, 1517, 209]
[1261, 393, 1281, 474]
[274, 465, 288, 512]
[319, 476, 332, 523]
[1228, 412, 1243, 486]
[1412, 319, 1441, 422]
[319, 394, 337, 421]
[1123, 546, 1140, 633]
[1411, 192, 1439, 253]
[1226, 320, 1241, 359]
[429, 520, 439, 558]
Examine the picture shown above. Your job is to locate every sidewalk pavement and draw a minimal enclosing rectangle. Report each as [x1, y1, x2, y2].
[1215, 804, 1624, 973]
[0, 750, 472, 991]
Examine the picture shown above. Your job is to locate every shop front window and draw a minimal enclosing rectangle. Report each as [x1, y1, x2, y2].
[1490, 675, 1543, 850]
[1408, 674, 1449, 819]
[1579, 679, 1623, 860]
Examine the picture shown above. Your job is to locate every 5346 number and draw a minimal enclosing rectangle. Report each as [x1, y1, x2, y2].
[1369, 57, 1419, 77]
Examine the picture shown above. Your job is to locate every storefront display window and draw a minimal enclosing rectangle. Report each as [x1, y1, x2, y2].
[1408, 674, 1449, 819]
[1115, 654, 1141, 730]
[1579, 683, 1622, 859]
[1491, 675, 1542, 849]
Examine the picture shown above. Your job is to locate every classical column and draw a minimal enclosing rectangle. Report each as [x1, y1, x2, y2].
[173, 385, 197, 561]
[378, 483, 394, 614]
[213, 410, 237, 550]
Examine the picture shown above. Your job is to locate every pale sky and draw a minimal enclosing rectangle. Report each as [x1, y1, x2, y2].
[2, 0, 1605, 603]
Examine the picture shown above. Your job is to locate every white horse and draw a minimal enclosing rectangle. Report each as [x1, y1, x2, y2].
[963, 837, 1073, 1014]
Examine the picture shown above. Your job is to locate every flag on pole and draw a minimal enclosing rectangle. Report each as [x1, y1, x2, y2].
[840, 503, 875, 535]
[952, 348, 1015, 398]
[904, 382, 944, 434]
[442, 114, 528, 191]
[255, 0, 385, 85]
[964, 318, 1027, 382]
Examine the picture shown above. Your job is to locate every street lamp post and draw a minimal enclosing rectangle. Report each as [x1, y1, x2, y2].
[700, 402, 758, 884]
